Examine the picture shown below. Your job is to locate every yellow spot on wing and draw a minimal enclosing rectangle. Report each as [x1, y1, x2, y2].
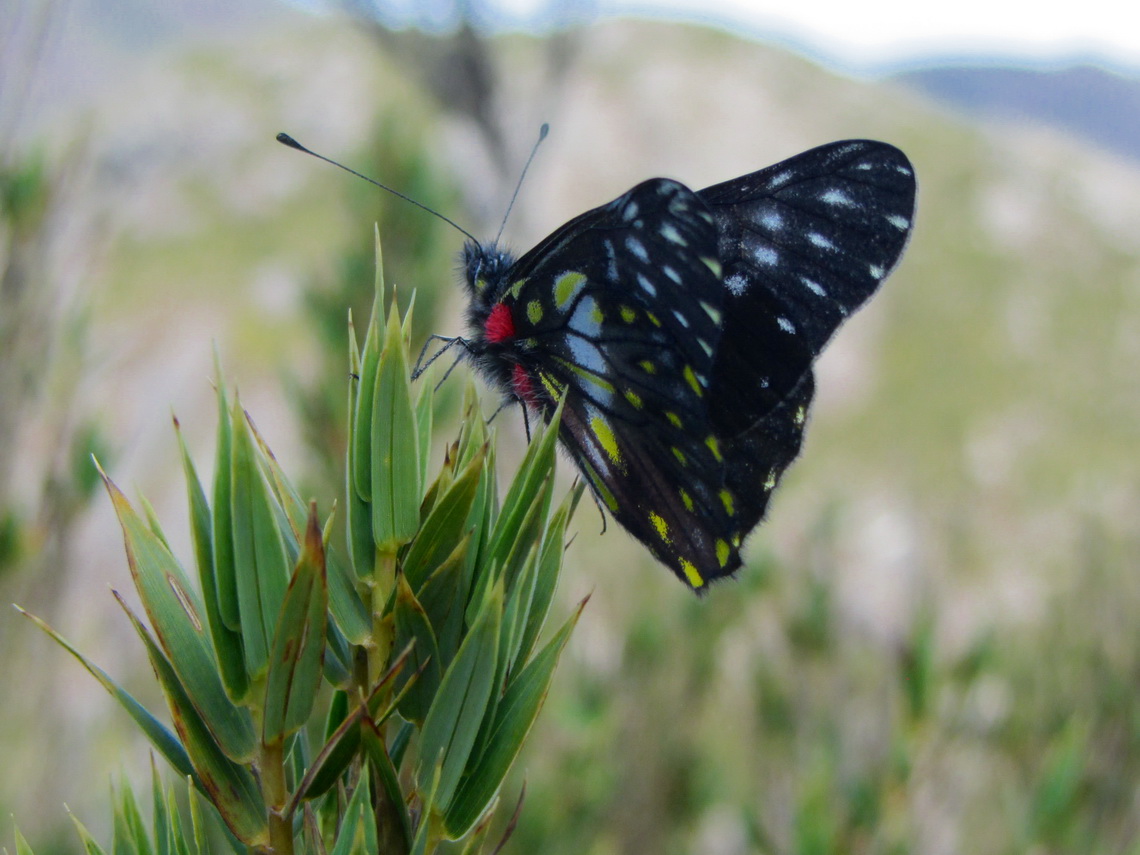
[620, 306, 637, 323]
[683, 365, 703, 396]
[527, 300, 543, 323]
[554, 271, 586, 307]
[705, 435, 722, 462]
[649, 511, 670, 542]
[672, 447, 687, 467]
[583, 461, 618, 511]
[590, 415, 622, 465]
[624, 389, 643, 408]
[554, 357, 614, 394]
[680, 559, 704, 588]
[700, 301, 722, 324]
[539, 373, 564, 400]
[639, 360, 656, 374]
[509, 279, 527, 299]
[719, 489, 735, 516]
[716, 539, 731, 567]
[646, 312, 662, 327]
[701, 257, 722, 278]
[666, 412, 683, 428]
[679, 488, 694, 512]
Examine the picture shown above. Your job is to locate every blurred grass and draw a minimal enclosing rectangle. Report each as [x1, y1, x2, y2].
[4, 11, 1140, 855]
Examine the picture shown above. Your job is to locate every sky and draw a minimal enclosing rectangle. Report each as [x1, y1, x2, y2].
[484, 0, 1140, 72]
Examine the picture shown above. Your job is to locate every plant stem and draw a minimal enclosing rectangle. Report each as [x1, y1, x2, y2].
[369, 549, 397, 686]
[262, 739, 293, 855]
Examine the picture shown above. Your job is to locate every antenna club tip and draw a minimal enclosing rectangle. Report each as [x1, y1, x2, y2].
[538, 123, 550, 139]
[276, 132, 303, 150]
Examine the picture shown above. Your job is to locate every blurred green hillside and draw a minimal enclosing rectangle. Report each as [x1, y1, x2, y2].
[3, 10, 1140, 855]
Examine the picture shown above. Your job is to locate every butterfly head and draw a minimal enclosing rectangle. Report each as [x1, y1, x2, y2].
[462, 240, 516, 306]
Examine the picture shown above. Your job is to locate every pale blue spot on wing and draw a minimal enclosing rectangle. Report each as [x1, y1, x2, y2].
[724, 272, 748, 295]
[801, 276, 827, 297]
[625, 236, 649, 263]
[820, 189, 854, 206]
[568, 296, 602, 338]
[807, 232, 836, 251]
[753, 245, 778, 266]
[603, 239, 618, 283]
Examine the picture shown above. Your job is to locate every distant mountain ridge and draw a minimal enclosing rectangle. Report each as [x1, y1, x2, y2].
[892, 63, 1140, 162]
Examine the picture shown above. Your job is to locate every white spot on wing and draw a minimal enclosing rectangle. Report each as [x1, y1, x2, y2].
[663, 265, 682, 284]
[886, 214, 910, 230]
[672, 310, 690, 329]
[660, 224, 685, 245]
[768, 170, 792, 188]
[625, 236, 649, 263]
[869, 264, 885, 279]
[753, 246, 778, 266]
[777, 317, 796, 334]
[801, 277, 827, 297]
[760, 211, 784, 230]
[820, 189, 854, 206]
[622, 201, 639, 221]
[807, 232, 836, 251]
[896, 164, 912, 176]
[637, 273, 657, 296]
[724, 272, 749, 295]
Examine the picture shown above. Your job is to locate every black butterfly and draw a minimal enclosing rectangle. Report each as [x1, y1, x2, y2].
[459, 139, 916, 592]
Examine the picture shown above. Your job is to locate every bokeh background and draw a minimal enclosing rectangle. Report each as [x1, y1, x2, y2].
[3, 1, 1140, 852]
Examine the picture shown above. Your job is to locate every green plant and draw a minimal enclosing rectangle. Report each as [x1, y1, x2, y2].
[15, 234, 585, 855]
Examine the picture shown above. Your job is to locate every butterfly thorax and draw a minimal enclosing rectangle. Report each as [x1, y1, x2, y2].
[461, 240, 540, 406]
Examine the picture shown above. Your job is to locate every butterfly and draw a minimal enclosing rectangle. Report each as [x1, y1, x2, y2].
[453, 139, 917, 592]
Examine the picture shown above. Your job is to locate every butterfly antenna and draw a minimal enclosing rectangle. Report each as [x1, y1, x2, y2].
[276, 132, 479, 243]
[493, 123, 549, 246]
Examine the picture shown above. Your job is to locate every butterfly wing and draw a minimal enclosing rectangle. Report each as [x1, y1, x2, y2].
[477, 141, 917, 591]
[699, 139, 917, 436]
[693, 141, 917, 558]
[497, 178, 746, 587]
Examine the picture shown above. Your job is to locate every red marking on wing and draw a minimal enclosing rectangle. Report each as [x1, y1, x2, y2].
[511, 364, 538, 406]
[484, 303, 515, 343]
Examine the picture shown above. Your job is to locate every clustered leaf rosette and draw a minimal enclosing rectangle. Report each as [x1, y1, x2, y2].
[17, 231, 585, 855]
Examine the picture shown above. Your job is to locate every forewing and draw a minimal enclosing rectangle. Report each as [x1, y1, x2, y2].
[505, 178, 725, 440]
[497, 178, 748, 589]
[700, 140, 917, 436]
